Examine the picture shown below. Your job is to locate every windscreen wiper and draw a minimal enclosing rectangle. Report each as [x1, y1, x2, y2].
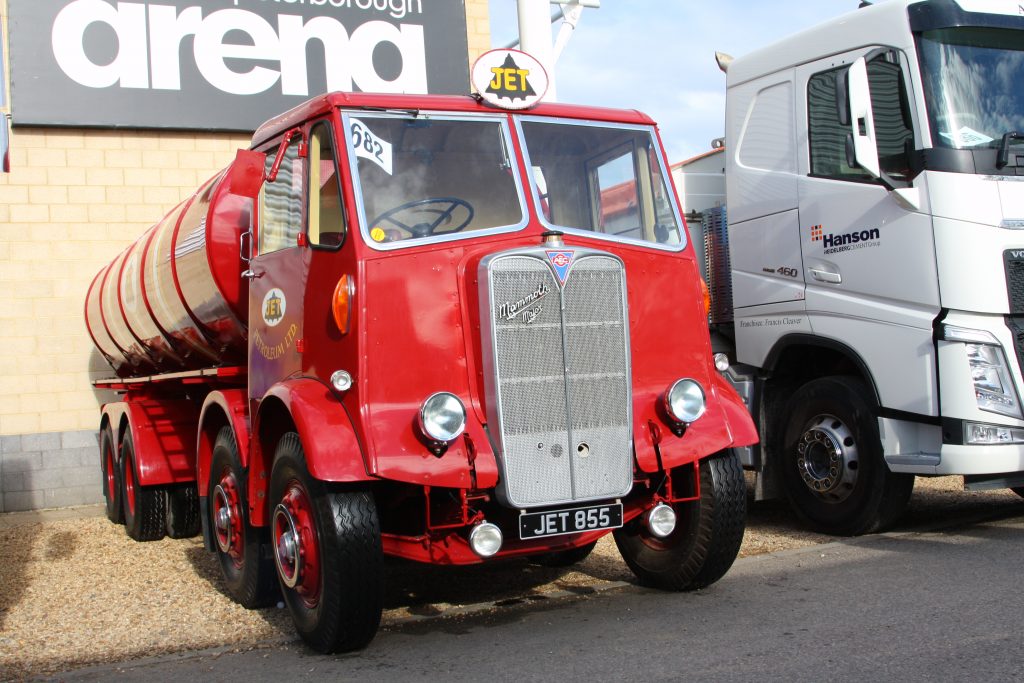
[996, 132, 1023, 169]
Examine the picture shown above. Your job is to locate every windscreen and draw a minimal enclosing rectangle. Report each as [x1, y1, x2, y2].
[519, 119, 684, 248]
[917, 27, 1024, 150]
[346, 113, 525, 246]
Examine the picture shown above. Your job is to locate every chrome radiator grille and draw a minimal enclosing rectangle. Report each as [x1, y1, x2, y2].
[481, 248, 633, 508]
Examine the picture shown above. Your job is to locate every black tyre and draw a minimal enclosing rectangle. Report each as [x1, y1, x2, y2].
[529, 541, 597, 568]
[121, 433, 167, 542]
[100, 426, 123, 525]
[614, 449, 746, 591]
[165, 483, 201, 539]
[209, 426, 277, 608]
[270, 432, 383, 653]
[779, 376, 914, 536]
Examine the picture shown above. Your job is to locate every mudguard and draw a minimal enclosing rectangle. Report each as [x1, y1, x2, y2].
[196, 388, 251, 500]
[260, 378, 372, 483]
[104, 399, 198, 486]
[651, 373, 759, 471]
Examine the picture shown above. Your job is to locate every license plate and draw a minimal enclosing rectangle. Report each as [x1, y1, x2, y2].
[519, 502, 623, 539]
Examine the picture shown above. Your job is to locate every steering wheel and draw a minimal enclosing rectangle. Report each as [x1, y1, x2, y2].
[370, 197, 475, 239]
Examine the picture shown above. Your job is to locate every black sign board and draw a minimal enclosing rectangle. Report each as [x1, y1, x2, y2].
[8, 0, 470, 131]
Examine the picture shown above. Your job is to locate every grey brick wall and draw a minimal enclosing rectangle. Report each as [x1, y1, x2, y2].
[0, 430, 102, 512]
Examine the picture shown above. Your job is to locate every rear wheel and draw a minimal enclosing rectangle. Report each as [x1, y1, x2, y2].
[614, 449, 746, 591]
[270, 432, 383, 653]
[209, 426, 277, 608]
[121, 433, 166, 542]
[100, 426, 123, 525]
[165, 484, 201, 539]
[779, 376, 914, 536]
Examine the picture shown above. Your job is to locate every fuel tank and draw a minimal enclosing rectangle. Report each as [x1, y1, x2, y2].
[85, 167, 255, 377]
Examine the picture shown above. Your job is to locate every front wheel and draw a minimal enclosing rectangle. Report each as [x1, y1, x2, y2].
[270, 433, 383, 653]
[614, 449, 746, 591]
[779, 376, 914, 536]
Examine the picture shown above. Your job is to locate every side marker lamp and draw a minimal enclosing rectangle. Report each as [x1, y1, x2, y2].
[332, 274, 354, 335]
[330, 370, 353, 393]
[700, 278, 711, 318]
[714, 353, 730, 373]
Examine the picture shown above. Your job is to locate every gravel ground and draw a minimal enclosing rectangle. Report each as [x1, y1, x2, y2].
[0, 477, 1020, 680]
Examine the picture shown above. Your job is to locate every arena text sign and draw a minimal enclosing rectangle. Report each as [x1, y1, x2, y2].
[8, 0, 469, 130]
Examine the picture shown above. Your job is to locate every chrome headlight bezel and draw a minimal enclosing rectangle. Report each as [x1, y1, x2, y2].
[664, 378, 707, 425]
[418, 392, 468, 445]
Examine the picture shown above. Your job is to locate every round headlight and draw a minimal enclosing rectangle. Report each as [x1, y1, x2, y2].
[665, 378, 706, 424]
[469, 521, 503, 558]
[419, 392, 467, 443]
[647, 503, 677, 538]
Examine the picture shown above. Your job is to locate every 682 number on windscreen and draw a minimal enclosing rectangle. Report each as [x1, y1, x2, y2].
[348, 118, 393, 175]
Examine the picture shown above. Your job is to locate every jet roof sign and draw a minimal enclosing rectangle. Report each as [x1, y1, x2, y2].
[471, 49, 548, 110]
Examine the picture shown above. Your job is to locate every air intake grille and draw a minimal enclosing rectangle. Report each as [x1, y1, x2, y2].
[1006, 316, 1024, 379]
[483, 249, 633, 508]
[703, 207, 733, 324]
[1003, 250, 1024, 314]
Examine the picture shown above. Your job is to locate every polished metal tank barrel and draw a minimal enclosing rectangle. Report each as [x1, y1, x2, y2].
[85, 158, 259, 377]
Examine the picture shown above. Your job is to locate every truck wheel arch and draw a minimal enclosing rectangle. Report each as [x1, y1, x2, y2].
[196, 389, 251, 506]
[762, 334, 881, 406]
[101, 400, 197, 488]
[249, 379, 372, 526]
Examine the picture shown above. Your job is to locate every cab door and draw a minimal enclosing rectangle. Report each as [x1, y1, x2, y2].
[248, 129, 309, 403]
[795, 48, 940, 416]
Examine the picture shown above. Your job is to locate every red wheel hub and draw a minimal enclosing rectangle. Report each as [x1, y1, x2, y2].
[105, 445, 117, 500]
[212, 469, 245, 568]
[123, 455, 136, 516]
[273, 481, 321, 608]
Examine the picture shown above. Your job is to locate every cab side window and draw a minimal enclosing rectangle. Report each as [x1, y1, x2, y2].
[260, 135, 304, 254]
[308, 122, 346, 248]
[808, 53, 913, 181]
[808, 67, 873, 180]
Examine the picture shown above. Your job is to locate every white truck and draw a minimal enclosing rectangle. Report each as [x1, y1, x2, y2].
[707, 0, 1024, 534]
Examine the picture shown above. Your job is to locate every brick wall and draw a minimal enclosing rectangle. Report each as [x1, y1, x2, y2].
[0, 0, 492, 512]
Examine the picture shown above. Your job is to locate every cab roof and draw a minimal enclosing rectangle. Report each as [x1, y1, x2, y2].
[251, 91, 656, 147]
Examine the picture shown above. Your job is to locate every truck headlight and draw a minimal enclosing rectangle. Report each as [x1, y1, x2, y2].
[418, 392, 467, 450]
[665, 378, 706, 425]
[965, 343, 1022, 419]
[941, 324, 1023, 420]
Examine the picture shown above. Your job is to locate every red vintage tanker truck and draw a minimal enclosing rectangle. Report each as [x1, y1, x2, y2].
[85, 54, 757, 653]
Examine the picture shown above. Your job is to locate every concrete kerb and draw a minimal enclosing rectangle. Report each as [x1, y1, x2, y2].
[0, 503, 105, 529]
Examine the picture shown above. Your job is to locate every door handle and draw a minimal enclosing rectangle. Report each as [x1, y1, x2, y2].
[809, 268, 841, 284]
